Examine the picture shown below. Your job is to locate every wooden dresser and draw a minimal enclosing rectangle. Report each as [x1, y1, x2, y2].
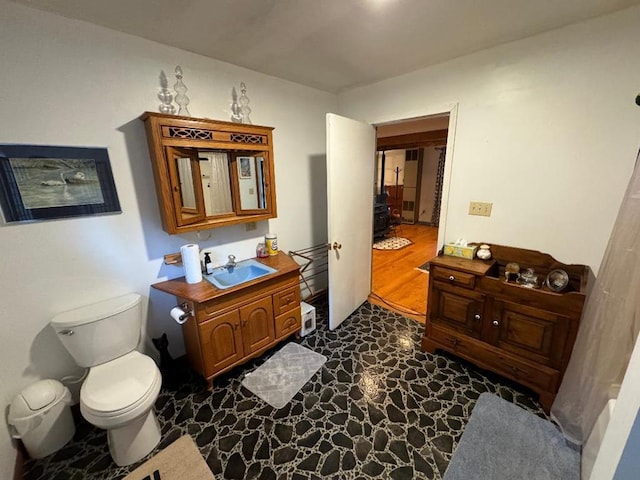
[152, 253, 301, 389]
[422, 245, 589, 411]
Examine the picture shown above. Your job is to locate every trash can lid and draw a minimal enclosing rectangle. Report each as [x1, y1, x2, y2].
[9, 379, 65, 419]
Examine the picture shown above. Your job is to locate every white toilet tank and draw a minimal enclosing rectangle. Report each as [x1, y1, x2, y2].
[51, 294, 143, 368]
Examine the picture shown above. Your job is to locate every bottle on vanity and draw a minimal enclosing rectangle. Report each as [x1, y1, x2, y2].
[203, 252, 214, 275]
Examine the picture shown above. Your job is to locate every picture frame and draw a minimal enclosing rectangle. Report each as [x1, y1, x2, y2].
[239, 157, 252, 179]
[0, 144, 121, 223]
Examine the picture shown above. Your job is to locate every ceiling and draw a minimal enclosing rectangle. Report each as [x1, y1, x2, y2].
[12, 0, 640, 93]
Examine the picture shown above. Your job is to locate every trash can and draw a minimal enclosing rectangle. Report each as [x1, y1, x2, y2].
[8, 379, 75, 459]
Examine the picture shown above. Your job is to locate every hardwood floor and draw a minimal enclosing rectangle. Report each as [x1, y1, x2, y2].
[369, 224, 439, 323]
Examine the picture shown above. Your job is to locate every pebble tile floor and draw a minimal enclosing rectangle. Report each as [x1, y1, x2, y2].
[23, 299, 546, 480]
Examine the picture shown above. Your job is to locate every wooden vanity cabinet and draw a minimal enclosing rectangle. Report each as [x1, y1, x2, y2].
[141, 112, 277, 234]
[422, 245, 588, 411]
[152, 253, 301, 389]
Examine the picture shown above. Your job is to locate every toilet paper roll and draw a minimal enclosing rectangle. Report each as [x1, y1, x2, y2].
[180, 243, 202, 284]
[170, 307, 189, 324]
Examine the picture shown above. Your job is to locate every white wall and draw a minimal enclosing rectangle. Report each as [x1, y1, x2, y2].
[339, 6, 640, 273]
[0, 1, 336, 473]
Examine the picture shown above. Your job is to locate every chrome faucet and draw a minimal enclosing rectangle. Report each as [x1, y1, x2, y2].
[225, 255, 237, 270]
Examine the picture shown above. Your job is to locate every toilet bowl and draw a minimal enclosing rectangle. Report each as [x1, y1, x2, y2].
[51, 294, 162, 466]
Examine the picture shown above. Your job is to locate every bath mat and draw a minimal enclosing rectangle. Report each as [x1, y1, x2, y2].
[123, 435, 213, 480]
[372, 236, 412, 250]
[416, 261, 430, 272]
[242, 342, 327, 409]
[444, 393, 579, 480]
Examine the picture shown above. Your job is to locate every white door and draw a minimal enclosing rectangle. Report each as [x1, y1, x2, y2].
[326, 113, 376, 330]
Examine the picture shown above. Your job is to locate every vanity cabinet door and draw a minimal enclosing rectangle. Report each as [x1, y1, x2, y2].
[240, 296, 275, 354]
[200, 310, 244, 375]
[429, 281, 485, 339]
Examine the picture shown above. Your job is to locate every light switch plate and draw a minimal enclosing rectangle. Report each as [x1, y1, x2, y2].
[245, 221, 257, 231]
[469, 201, 493, 217]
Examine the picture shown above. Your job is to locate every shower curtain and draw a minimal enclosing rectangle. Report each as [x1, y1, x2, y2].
[551, 150, 640, 445]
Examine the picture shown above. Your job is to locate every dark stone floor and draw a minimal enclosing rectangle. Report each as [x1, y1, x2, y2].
[23, 299, 546, 480]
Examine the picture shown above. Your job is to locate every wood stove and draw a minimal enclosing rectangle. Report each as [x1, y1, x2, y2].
[373, 202, 390, 239]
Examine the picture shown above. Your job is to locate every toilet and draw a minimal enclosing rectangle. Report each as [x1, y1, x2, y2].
[51, 293, 162, 466]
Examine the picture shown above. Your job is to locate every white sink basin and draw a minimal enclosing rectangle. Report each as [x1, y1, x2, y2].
[204, 259, 277, 289]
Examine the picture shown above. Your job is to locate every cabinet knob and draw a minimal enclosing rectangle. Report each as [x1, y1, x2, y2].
[242, 319, 247, 327]
[234, 322, 240, 330]
[449, 275, 455, 281]
[474, 314, 481, 321]
[492, 320, 499, 327]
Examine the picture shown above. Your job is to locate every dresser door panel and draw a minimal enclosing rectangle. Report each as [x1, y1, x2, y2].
[491, 300, 570, 368]
[430, 281, 485, 338]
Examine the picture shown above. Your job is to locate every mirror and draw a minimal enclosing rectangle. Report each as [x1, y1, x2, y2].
[236, 156, 267, 211]
[166, 146, 204, 227]
[176, 156, 197, 210]
[198, 151, 234, 216]
[169, 148, 269, 219]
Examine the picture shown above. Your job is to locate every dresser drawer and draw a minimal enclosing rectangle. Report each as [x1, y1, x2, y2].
[275, 307, 301, 338]
[197, 275, 298, 321]
[429, 325, 558, 393]
[431, 266, 476, 289]
[273, 286, 301, 316]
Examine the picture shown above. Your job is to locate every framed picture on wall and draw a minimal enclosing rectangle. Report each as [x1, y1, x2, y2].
[239, 157, 252, 179]
[0, 144, 121, 223]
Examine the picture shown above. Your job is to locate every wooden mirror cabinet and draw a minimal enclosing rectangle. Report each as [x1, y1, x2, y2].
[141, 112, 277, 234]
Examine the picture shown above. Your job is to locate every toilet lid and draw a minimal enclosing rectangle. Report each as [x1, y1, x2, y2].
[82, 351, 159, 414]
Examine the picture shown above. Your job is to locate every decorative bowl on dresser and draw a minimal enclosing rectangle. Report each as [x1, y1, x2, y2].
[422, 244, 589, 411]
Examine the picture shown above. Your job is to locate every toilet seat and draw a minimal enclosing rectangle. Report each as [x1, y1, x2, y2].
[80, 351, 161, 428]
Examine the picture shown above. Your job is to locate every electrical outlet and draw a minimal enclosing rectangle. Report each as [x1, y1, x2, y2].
[469, 201, 493, 217]
[245, 221, 257, 231]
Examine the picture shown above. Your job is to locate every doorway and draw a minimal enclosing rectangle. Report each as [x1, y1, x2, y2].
[369, 113, 452, 322]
